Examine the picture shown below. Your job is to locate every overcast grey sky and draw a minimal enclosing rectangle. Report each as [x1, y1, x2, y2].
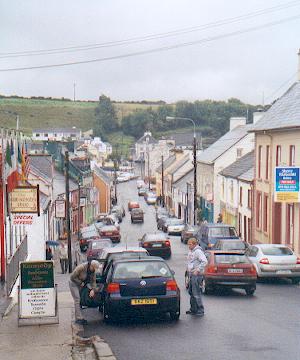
[0, 0, 299, 104]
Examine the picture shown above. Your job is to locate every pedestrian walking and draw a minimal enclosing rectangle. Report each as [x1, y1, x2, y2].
[46, 245, 53, 260]
[58, 242, 68, 274]
[217, 213, 223, 223]
[69, 260, 100, 325]
[186, 237, 208, 316]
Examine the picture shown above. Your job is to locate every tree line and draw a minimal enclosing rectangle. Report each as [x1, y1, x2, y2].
[94, 95, 268, 140]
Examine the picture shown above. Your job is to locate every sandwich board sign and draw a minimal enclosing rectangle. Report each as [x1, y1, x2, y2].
[18, 261, 58, 326]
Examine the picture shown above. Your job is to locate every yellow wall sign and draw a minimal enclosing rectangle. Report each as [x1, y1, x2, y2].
[10, 186, 40, 214]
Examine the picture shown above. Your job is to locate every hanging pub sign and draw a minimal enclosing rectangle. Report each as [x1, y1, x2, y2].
[9, 186, 40, 215]
[55, 199, 66, 218]
[18, 261, 58, 326]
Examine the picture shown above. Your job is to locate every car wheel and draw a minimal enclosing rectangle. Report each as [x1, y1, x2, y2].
[169, 309, 180, 321]
[291, 278, 300, 285]
[245, 287, 256, 296]
[184, 271, 190, 289]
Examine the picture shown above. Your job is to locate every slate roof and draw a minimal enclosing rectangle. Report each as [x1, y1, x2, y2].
[173, 169, 193, 192]
[93, 165, 112, 184]
[251, 82, 300, 132]
[53, 169, 77, 199]
[156, 155, 176, 173]
[29, 155, 53, 181]
[166, 131, 202, 147]
[168, 155, 191, 175]
[238, 167, 254, 182]
[219, 151, 254, 180]
[197, 124, 253, 165]
[136, 133, 158, 144]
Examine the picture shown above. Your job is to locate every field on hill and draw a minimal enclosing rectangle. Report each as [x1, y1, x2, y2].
[0, 98, 161, 134]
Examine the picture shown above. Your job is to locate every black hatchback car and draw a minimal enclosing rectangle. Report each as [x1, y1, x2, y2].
[99, 257, 180, 322]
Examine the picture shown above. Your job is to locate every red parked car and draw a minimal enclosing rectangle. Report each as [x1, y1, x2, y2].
[185, 251, 257, 295]
[128, 201, 140, 211]
[99, 225, 121, 243]
[86, 238, 113, 261]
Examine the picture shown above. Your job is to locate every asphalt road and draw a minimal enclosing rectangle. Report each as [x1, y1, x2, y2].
[83, 180, 300, 360]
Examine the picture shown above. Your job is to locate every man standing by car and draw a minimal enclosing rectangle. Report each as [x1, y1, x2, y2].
[186, 238, 208, 316]
[69, 260, 100, 325]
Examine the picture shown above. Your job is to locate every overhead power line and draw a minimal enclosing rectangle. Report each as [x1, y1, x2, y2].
[1, 14, 300, 72]
[0, 0, 299, 59]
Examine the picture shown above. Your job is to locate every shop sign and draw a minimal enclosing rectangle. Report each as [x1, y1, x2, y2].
[275, 167, 300, 203]
[12, 214, 34, 225]
[55, 199, 66, 218]
[10, 186, 39, 214]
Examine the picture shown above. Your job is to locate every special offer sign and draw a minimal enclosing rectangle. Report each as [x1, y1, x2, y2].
[275, 167, 300, 203]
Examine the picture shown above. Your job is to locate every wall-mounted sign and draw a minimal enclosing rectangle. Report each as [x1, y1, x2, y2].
[55, 199, 66, 218]
[10, 186, 39, 214]
[275, 167, 300, 203]
[80, 197, 86, 207]
[19, 261, 56, 319]
[12, 214, 34, 225]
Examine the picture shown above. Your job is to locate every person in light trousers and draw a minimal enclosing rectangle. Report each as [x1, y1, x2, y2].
[58, 242, 68, 274]
[186, 238, 208, 316]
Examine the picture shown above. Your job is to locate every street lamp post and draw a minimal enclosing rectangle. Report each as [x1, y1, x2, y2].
[166, 116, 197, 225]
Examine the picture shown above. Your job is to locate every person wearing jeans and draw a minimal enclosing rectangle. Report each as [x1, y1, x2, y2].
[69, 260, 100, 325]
[186, 238, 208, 316]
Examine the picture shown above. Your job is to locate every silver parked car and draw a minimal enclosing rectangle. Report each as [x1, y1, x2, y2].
[245, 244, 300, 283]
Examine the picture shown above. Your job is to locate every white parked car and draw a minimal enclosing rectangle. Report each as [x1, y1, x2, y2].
[166, 218, 185, 235]
[136, 179, 145, 189]
[245, 244, 300, 283]
[145, 192, 157, 205]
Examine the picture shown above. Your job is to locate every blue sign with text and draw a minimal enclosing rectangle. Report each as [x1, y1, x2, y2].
[275, 167, 299, 192]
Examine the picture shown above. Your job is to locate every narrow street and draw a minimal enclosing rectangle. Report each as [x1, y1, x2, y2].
[83, 180, 300, 360]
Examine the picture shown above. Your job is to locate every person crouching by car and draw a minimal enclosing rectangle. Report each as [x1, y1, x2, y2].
[186, 238, 208, 316]
[69, 260, 100, 325]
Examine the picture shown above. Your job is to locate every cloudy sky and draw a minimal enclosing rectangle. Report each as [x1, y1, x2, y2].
[1, 0, 299, 104]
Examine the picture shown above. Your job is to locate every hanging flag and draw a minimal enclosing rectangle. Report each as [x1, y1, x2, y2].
[5, 140, 13, 192]
[21, 142, 30, 182]
[10, 138, 18, 190]
[17, 142, 22, 182]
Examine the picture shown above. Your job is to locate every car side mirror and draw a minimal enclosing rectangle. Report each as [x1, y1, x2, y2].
[171, 269, 175, 275]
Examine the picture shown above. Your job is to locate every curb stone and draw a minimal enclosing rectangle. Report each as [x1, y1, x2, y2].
[71, 310, 116, 360]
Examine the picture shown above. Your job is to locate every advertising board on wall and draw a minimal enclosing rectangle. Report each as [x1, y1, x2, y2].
[10, 186, 39, 214]
[55, 199, 66, 218]
[275, 167, 300, 203]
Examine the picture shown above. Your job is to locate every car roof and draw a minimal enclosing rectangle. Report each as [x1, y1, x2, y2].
[204, 223, 233, 228]
[253, 244, 292, 249]
[100, 225, 117, 230]
[112, 256, 166, 265]
[210, 250, 247, 255]
[102, 246, 148, 254]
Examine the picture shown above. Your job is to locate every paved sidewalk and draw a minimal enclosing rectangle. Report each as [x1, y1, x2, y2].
[0, 261, 74, 360]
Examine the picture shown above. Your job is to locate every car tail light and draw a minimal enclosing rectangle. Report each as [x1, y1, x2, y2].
[165, 240, 171, 247]
[143, 242, 150, 247]
[206, 265, 217, 274]
[166, 280, 177, 291]
[296, 257, 300, 264]
[107, 283, 120, 294]
[259, 258, 269, 265]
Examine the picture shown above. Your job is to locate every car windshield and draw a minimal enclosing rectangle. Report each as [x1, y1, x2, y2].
[215, 254, 249, 264]
[168, 219, 184, 225]
[261, 247, 293, 256]
[209, 227, 237, 237]
[108, 252, 148, 262]
[91, 241, 111, 249]
[113, 261, 172, 280]
[217, 241, 246, 250]
[146, 233, 167, 241]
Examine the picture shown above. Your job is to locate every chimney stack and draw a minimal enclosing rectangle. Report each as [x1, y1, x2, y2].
[298, 48, 300, 81]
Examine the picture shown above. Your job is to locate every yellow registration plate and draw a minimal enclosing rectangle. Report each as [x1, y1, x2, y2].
[131, 298, 157, 305]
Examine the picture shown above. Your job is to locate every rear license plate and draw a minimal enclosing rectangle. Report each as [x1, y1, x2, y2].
[228, 269, 243, 273]
[152, 243, 162, 247]
[106, 232, 112, 236]
[131, 298, 157, 305]
[277, 270, 292, 274]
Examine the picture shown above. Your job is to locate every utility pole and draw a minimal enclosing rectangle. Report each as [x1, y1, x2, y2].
[65, 151, 72, 273]
[77, 178, 81, 243]
[193, 135, 197, 225]
[161, 155, 165, 207]
[73, 83, 76, 102]
[113, 159, 117, 205]
[186, 182, 189, 224]
[147, 147, 150, 191]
